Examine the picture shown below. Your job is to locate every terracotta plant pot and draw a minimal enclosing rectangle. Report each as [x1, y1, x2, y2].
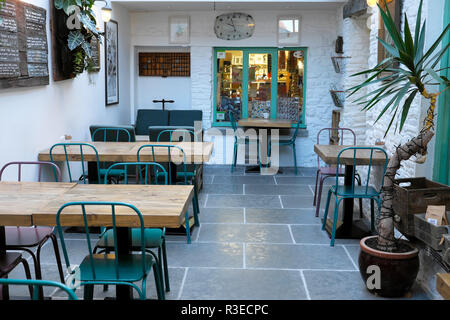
[358, 235, 420, 297]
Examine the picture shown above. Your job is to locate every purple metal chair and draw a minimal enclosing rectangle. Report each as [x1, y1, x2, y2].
[0, 162, 65, 287]
[313, 128, 363, 218]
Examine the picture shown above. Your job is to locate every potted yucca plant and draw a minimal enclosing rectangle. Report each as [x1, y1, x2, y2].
[349, 0, 450, 297]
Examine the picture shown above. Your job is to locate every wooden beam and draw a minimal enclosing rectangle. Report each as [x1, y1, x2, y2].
[436, 273, 450, 300]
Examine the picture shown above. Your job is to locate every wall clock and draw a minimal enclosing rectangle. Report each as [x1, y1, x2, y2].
[214, 13, 255, 40]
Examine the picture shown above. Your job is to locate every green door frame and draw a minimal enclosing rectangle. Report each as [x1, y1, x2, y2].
[212, 47, 307, 128]
[432, 3, 450, 185]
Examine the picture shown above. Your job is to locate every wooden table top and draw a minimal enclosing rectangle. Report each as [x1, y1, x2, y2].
[33, 184, 194, 228]
[238, 118, 293, 128]
[37, 141, 213, 164]
[0, 182, 76, 226]
[0, 182, 194, 228]
[314, 145, 388, 166]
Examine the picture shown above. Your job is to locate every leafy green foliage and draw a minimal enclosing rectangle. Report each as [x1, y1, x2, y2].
[348, 0, 450, 136]
[54, 0, 102, 76]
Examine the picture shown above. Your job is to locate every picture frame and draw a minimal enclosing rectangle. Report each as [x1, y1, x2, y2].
[105, 19, 119, 105]
[169, 15, 190, 44]
[277, 16, 301, 46]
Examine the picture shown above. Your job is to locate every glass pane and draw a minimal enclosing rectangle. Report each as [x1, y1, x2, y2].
[277, 50, 304, 122]
[215, 50, 243, 122]
[248, 53, 272, 119]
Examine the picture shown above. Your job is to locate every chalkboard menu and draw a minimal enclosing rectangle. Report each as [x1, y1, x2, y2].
[0, 0, 49, 89]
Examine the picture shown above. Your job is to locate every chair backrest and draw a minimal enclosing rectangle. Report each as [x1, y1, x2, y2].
[49, 143, 100, 184]
[136, 144, 188, 185]
[0, 278, 77, 300]
[335, 146, 389, 195]
[0, 161, 61, 182]
[56, 202, 148, 282]
[156, 129, 198, 143]
[316, 128, 357, 169]
[91, 127, 132, 143]
[104, 162, 168, 185]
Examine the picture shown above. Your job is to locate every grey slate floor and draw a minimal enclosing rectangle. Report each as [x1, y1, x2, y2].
[6, 165, 429, 300]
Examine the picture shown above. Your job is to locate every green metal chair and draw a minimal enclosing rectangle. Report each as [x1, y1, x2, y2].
[93, 162, 171, 293]
[267, 116, 302, 175]
[137, 144, 199, 244]
[229, 110, 250, 173]
[91, 127, 132, 183]
[49, 143, 101, 184]
[321, 147, 389, 246]
[55, 202, 165, 300]
[0, 278, 78, 300]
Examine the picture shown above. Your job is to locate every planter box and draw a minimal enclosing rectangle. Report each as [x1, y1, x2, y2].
[393, 177, 450, 237]
[443, 235, 450, 267]
[413, 213, 450, 250]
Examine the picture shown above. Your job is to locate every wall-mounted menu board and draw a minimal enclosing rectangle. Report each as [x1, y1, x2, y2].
[139, 52, 190, 77]
[0, 0, 49, 89]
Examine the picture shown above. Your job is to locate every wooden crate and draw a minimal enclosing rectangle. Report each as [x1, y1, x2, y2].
[436, 273, 450, 300]
[393, 177, 450, 236]
[443, 235, 450, 267]
[413, 212, 449, 250]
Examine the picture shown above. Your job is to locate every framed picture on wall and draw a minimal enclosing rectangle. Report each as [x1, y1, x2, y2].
[277, 16, 300, 45]
[105, 20, 119, 105]
[169, 15, 190, 44]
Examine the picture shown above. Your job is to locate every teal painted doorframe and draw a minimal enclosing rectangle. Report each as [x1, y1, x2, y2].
[432, 2, 450, 185]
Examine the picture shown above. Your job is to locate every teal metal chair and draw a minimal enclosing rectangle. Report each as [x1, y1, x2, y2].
[91, 127, 132, 183]
[137, 144, 199, 244]
[267, 116, 302, 175]
[55, 202, 165, 300]
[229, 110, 250, 173]
[0, 278, 78, 300]
[49, 143, 101, 184]
[93, 162, 171, 293]
[321, 147, 389, 246]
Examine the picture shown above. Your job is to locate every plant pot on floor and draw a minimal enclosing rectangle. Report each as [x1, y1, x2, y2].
[358, 235, 420, 297]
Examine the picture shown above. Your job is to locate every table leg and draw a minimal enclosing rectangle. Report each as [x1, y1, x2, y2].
[115, 227, 133, 300]
[0, 226, 9, 300]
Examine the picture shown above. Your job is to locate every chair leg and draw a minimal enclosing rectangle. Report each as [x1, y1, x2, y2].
[292, 143, 298, 175]
[83, 284, 94, 300]
[185, 211, 191, 244]
[355, 174, 363, 218]
[331, 198, 343, 247]
[146, 249, 165, 295]
[152, 263, 165, 300]
[231, 143, 237, 172]
[192, 182, 200, 227]
[48, 234, 65, 283]
[313, 170, 320, 206]
[20, 258, 33, 298]
[161, 237, 170, 292]
[370, 199, 375, 233]
[322, 189, 333, 231]
[315, 176, 325, 217]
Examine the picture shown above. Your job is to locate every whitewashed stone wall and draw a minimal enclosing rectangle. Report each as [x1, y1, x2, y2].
[130, 9, 342, 166]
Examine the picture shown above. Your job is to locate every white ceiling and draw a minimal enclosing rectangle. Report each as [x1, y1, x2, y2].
[113, 0, 347, 12]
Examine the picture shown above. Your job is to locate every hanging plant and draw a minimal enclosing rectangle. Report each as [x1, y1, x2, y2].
[54, 0, 102, 77]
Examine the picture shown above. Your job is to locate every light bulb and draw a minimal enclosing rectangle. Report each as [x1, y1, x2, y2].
[367, 0, 377, 7]
[101, 7, 112, 22]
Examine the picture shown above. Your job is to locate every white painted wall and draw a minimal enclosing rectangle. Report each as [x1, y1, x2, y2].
[0, 1, 131, 181]
[134, 46, 191, 112]
[130, 8, 343, 166]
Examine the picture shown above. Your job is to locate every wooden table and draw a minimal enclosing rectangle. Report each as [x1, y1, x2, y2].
[0, 181, 194, 300]
[314, 144, 388, 239]
[237, 118, 293, 173]
[38, 141, 213, 164]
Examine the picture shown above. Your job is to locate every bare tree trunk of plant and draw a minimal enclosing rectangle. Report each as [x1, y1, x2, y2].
[376, 91, 438, 252]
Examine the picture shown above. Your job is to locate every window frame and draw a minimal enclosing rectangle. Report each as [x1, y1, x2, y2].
[212, 47, 307, 128]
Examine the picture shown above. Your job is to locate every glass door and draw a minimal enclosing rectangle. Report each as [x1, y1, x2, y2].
[245, 49, 277, 119]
